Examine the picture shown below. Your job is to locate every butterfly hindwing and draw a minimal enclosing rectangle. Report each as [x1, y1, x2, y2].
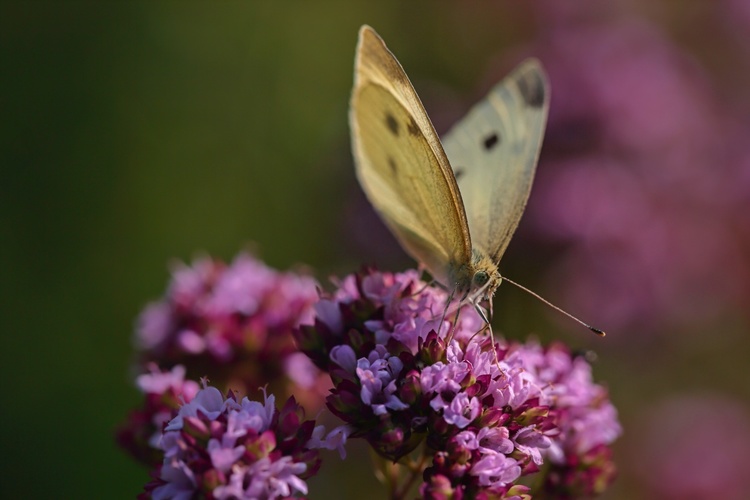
[442, 59, 549, 263]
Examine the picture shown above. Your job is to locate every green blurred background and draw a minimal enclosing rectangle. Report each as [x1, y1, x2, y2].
[3, 2, 749, 498]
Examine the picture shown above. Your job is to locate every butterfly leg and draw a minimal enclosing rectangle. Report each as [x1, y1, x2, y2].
[441, 288, 461, 344]
[472, 298, 500, 364]
[412, 267, 443, 297]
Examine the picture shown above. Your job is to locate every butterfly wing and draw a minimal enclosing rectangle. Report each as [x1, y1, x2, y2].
[442, 59, 549, 263]
[350, 25, 472, 286]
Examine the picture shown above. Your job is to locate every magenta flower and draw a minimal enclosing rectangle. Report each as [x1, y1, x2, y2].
[356, 346, 410, 416]
[511, 342, 621, 496]
[470, 453, 523, 489]
[514, 343, 621, 457]
[116, 365, 200, 466]
[442, 392, 481, 429]
[296, 268, 620, 498]
[120, 252, 333, 469]
[133, 252, 329, 411]
[633, 394, 750, 499]
[121, 259, 619, 498]
[514, 11, 750, 336]
[141, 382, 348, 500]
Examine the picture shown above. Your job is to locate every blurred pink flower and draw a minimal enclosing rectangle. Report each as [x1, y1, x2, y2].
[719, 0, 750, 55]
[517, 13, 750, 335]
[134, 252, 330, 412]
[633, 393, 750, 499]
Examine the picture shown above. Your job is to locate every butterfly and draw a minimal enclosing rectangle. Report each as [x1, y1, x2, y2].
[350, 24, 550, 310]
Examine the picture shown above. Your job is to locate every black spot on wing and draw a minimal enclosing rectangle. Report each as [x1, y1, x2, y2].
[483, 133, 500, 151]
[385, 113, 399, 136]
[453, 167, 465, 180]
[407, 117, 420, 137]
[516, 72, 545, 108]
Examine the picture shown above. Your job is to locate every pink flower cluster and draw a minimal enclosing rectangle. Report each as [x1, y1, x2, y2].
[513, 342, 620, 496]
[119, 253, 330, 472]
[116, 365, 200, 467]
[295, 269, 620, 497]
[142, 380, 348, 500]
[522, 8, 750, 336]
[136, 253, 318, 365]
[119, 253, 619, 498]
[134, 253, 328, 409]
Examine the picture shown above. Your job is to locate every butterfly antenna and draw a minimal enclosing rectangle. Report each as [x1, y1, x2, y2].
[500, 275, 606, 337]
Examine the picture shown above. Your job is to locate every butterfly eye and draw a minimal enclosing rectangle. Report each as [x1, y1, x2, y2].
[473, 271, 490, 288]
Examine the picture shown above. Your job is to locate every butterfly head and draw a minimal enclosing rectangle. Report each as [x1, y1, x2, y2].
[451, 250, 501, 301]
[472, 253, 502, 301]
[472, 269, 496, 295]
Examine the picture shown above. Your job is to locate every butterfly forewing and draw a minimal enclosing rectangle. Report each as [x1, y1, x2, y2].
[441, 59, 549, 263]
[350, 25, 472, 286]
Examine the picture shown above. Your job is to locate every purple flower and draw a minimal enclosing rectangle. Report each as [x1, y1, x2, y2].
[513, 426, 551, 466]
[235, 389, 277, 433]
[142, 381, 347, 499]
[518, 11, 750, 336]
[151, 460, 196, 500]
[471, 453, 523, 489]
[515, 342, 621, 458]
[421, 360, 471, 399]
[135, 364, 199, 399]
[296, 268, 620, 497]
[329, 344, 357, 373]
[308, 425, 352, 459]
[356, 346, 409, 415]
[510, 342, 621, 496]
[137, 253, 318, 360]
[137, 303, 173, 351]
[221, 457, 309, 499]
[633, 394, 750, 499]
[442, 392, 481, 429]
[330, 269, 471, 349]
[116, 365, 200, 466]
[171, 381, 223, 422]
[132, 252, 329, 414]
[477, 427, 514, 455]
[207, 438, 245, 473]
[718, 0, 750, 53]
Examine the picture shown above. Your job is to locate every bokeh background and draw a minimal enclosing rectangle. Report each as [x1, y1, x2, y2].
[3, 1, 749, 498]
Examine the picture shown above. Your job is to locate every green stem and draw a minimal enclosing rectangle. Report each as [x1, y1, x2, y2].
[392, 446, 430, 500]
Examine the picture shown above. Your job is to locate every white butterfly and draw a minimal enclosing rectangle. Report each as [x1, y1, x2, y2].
[349, 26, 605, 336]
